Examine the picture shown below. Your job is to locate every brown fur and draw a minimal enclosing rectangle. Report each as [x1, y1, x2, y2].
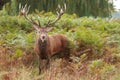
[34, 34, 70, 74]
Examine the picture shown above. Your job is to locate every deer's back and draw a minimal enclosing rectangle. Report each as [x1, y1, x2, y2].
[48, 34, 69, 55]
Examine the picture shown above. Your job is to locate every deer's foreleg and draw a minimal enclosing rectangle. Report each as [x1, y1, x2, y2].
[38, 55, 43, 74]
[46, 53, 51, 69]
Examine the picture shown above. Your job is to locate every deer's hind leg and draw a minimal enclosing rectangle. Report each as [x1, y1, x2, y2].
[64, 47, 71, 60]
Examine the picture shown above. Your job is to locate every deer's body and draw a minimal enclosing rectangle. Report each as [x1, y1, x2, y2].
[34, 34, 70, 74]
[35, 34, 69, 57]
[19, 4, 70, 74]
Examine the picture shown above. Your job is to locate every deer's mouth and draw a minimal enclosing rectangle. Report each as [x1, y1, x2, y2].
[40, 35, 47, 42]
[41, 38, 46, 42]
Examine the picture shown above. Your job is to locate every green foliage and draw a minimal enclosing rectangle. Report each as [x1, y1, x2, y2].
[88, 59, 104, 69]
[101, 64, 115, 80]
[75, 27, 103, 48]
[0, 11, 120, 80]
[88, 59, 116, 79]
[0, 12, 120, 55]
[0, 9, 8, 16]
[14, 49, 23, 58]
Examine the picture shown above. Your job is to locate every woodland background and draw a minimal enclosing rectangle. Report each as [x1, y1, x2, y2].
[0, 0, 120, 80]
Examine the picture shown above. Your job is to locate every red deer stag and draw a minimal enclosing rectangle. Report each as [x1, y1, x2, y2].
[19, 4, 70, 74]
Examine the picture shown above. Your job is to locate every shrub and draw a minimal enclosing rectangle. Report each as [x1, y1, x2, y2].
[88, 59, 116, 79]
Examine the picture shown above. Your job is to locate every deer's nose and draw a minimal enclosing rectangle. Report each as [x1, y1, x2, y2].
[42, 36, 45, 39]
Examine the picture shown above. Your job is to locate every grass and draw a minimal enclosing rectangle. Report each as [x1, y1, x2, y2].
[0, 59, 119, 80]
[0, 10, 120, 80]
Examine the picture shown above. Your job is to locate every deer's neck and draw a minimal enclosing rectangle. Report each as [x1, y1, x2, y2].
[36, 36, 50, 51]
[36, 37, 50, 59]
[38, 39, 47, 49]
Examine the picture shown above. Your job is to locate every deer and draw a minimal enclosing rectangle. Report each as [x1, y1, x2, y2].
[19, 4, 71, 74]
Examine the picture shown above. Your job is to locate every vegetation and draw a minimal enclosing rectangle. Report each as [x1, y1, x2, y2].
[0, 9, 120, 80]
[0, 0, 10, 10]
[3, 0, 114, 17]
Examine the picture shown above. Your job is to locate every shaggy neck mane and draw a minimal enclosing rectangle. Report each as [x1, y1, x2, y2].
[37, 38, 49, 59]
[38, 39, 47, 51]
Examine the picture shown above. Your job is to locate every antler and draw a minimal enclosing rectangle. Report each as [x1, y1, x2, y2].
[19, 4, 41, 30]
[46, 3, 66, 26]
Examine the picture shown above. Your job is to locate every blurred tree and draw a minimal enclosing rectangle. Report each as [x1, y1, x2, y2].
[0, 0, 10, 10]
[4, 0, 114, 17]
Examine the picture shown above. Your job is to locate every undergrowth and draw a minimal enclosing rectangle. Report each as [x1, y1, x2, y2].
[0, 10, 120, 80]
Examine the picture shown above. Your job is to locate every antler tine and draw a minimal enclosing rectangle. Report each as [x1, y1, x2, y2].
[19, 4, 41, 29]
[26, 5, 30, 15]
[24, 4, 27, 9]
[37, 16, 41, 26]
[46, 3, 66, 27]
[19, 3, 21, 10]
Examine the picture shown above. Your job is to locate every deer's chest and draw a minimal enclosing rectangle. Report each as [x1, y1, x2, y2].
[38, 40, 48, 59]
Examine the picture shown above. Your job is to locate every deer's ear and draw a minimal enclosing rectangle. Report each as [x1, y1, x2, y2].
[46, 27, 53, 32]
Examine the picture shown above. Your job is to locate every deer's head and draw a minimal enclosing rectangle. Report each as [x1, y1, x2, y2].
[19, 4, 66, 42]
